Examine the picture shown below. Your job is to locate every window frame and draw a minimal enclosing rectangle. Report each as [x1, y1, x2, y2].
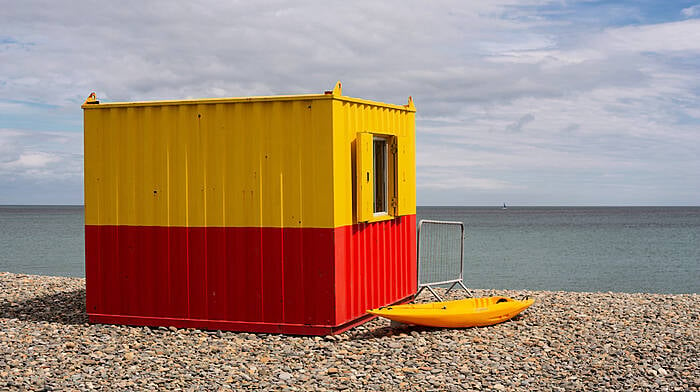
[355, 132, 398, 224]
[373, 136, 389, 217]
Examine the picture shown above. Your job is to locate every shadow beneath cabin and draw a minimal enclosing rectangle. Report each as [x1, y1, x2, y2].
[0, 288, 88, 325]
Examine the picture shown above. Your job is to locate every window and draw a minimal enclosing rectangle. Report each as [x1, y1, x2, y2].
[373, 137, 387, 215]
[356, 132, 400, 223]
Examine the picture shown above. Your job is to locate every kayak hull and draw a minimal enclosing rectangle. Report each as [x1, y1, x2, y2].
[367, 296, 534, 328]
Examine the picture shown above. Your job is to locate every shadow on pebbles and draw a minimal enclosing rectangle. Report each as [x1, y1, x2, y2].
[1, 271, 698, 391]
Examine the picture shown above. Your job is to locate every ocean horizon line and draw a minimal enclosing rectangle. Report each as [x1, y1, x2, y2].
[1, 204, 699, 208]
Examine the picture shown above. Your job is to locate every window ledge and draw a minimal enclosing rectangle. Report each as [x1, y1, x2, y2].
[361, 214, 395, 224]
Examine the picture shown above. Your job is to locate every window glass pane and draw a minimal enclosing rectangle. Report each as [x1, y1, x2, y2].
[373, 138, 387, 214]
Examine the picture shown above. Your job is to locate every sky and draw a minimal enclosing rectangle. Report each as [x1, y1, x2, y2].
[1, 1, 699, 206]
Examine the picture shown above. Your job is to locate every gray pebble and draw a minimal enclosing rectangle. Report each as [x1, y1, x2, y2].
[0, 272, 697, 391]
[278, 372, 292, 381]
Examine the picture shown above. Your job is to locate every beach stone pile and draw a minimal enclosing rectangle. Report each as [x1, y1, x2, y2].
[1, 271, 698, 391]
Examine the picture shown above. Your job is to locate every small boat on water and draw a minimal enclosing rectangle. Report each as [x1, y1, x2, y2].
[367, 296, 534, 328]
[502, 203, 508, 210]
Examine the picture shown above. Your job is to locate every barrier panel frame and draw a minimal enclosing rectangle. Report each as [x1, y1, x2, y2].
[416, 219, 472, 301]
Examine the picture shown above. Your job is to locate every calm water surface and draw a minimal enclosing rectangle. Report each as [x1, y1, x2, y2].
[0, 205, 697, 293]
[418, 206, 699, 294]
[0, 206, 84, 277]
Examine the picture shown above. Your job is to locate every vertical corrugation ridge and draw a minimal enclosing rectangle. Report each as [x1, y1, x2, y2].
[297, 96, 304, 274]
[220, 103, 229, 320]
[257, 103, 265, 322]
[403, 216, 408, 296]
[379, 222, 385, 305]
[354, 224, 360, 318]
[113, 107, 123, 315]
[297, 101, 305, 323]
[142, 106, 153, 316]
[329, 98, 337, 324]
[381, 221, 396, 303]
[358, 224, 365, 317]
[166, 127, 172, 316]
[356, 225, 361, 320]
[279, 103, 287, 323]
[371, 223, 378, 307]
[184, 133, 190, 318]
[401, 217, 407, 296]
[394, 218, 401, 297]
[200, 104, 208, 320]
[368, 223, 374, 308]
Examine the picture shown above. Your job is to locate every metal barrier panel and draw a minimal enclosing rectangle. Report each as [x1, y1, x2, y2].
[417, 220, 471, 300]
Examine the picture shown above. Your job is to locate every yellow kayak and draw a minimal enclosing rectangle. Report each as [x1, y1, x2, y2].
[367, 296, 534, 328]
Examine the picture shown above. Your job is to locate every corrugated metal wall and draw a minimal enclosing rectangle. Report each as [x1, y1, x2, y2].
[85, 99, 335, 228]
[331, 98, 416, 225]
[329, 96, 417, 324]
[333, 215, 417, 324]
[86, 226, 335, 325]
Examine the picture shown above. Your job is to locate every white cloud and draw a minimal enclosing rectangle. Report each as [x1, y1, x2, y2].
[9, 152, 60, 168]
[601, 19, 700, 53]
[417, 168, 521, 191]
[681, 4, 700, 17]
[0, 129, 82, 181]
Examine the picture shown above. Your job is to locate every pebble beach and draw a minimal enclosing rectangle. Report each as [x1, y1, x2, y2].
[1, 272, 698, 391]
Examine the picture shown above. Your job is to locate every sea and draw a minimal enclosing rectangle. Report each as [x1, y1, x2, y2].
[0, 205, 698, 294]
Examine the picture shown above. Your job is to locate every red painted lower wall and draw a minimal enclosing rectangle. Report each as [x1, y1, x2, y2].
[334, 216, 417, 323]
[85, 215, 416, 334]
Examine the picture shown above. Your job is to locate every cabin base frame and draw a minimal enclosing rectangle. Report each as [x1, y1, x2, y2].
[88, 294, 414, 336]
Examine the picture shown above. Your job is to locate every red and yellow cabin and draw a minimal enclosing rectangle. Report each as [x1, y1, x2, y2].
[82, 82, 416, 335]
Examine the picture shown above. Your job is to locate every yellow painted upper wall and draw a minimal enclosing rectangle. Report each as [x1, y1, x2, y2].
[84, 98, 335, 228]
[331, 100, 416, 227]
[83, 88, 415, 229]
